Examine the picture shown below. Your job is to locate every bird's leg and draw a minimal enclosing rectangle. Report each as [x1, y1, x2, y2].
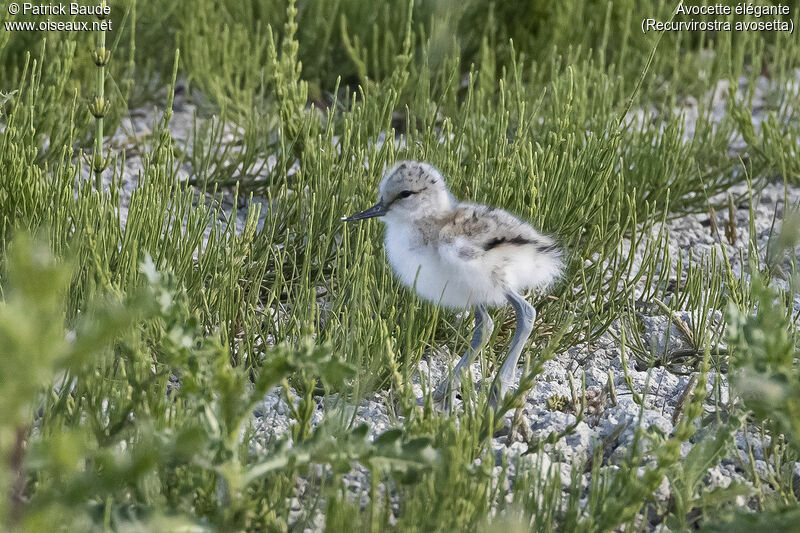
[434, 305, 494, 409]
[489, 291, 536, 408]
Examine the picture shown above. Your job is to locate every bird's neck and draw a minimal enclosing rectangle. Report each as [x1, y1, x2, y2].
[387, 206, 453, 226]
[384, 209, 453, 242]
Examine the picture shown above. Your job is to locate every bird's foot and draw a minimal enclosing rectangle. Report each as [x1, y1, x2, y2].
[492, 413, 532, 441]
[433, 379, 459, 413]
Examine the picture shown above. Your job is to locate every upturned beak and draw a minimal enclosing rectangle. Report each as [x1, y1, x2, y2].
[340, 200, 387, 222]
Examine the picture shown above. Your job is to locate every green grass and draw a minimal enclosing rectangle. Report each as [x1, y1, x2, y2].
[1, 0, 800, 530]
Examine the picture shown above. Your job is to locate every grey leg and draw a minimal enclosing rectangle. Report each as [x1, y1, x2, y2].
[434, 305, 494, 408]
[489, 291, 536, 408]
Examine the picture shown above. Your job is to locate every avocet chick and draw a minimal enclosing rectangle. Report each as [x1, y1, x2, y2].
[342, 161, 563, 407]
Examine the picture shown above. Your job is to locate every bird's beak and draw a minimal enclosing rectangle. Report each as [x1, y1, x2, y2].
[340, 200, 387, 222]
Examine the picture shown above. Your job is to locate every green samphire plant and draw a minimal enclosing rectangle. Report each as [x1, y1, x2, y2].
[86, 0, 113, 189]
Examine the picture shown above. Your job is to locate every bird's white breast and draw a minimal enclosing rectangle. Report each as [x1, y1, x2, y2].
[383, 221, 502, 308]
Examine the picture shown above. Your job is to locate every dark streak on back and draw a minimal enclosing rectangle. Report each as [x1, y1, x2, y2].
[484, 235, 531, 250]
[536, 243, 559, 255]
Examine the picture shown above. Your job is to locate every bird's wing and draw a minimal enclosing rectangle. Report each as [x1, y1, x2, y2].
[436, 203, 564, 297]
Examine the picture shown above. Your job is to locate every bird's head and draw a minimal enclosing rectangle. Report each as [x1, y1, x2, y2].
[342, 160, 454, 224]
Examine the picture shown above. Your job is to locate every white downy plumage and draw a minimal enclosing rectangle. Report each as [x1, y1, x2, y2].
[342, 160, 564, 407]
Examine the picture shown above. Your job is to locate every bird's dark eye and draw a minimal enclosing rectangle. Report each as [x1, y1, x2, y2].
[398, 190, 415, 199]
